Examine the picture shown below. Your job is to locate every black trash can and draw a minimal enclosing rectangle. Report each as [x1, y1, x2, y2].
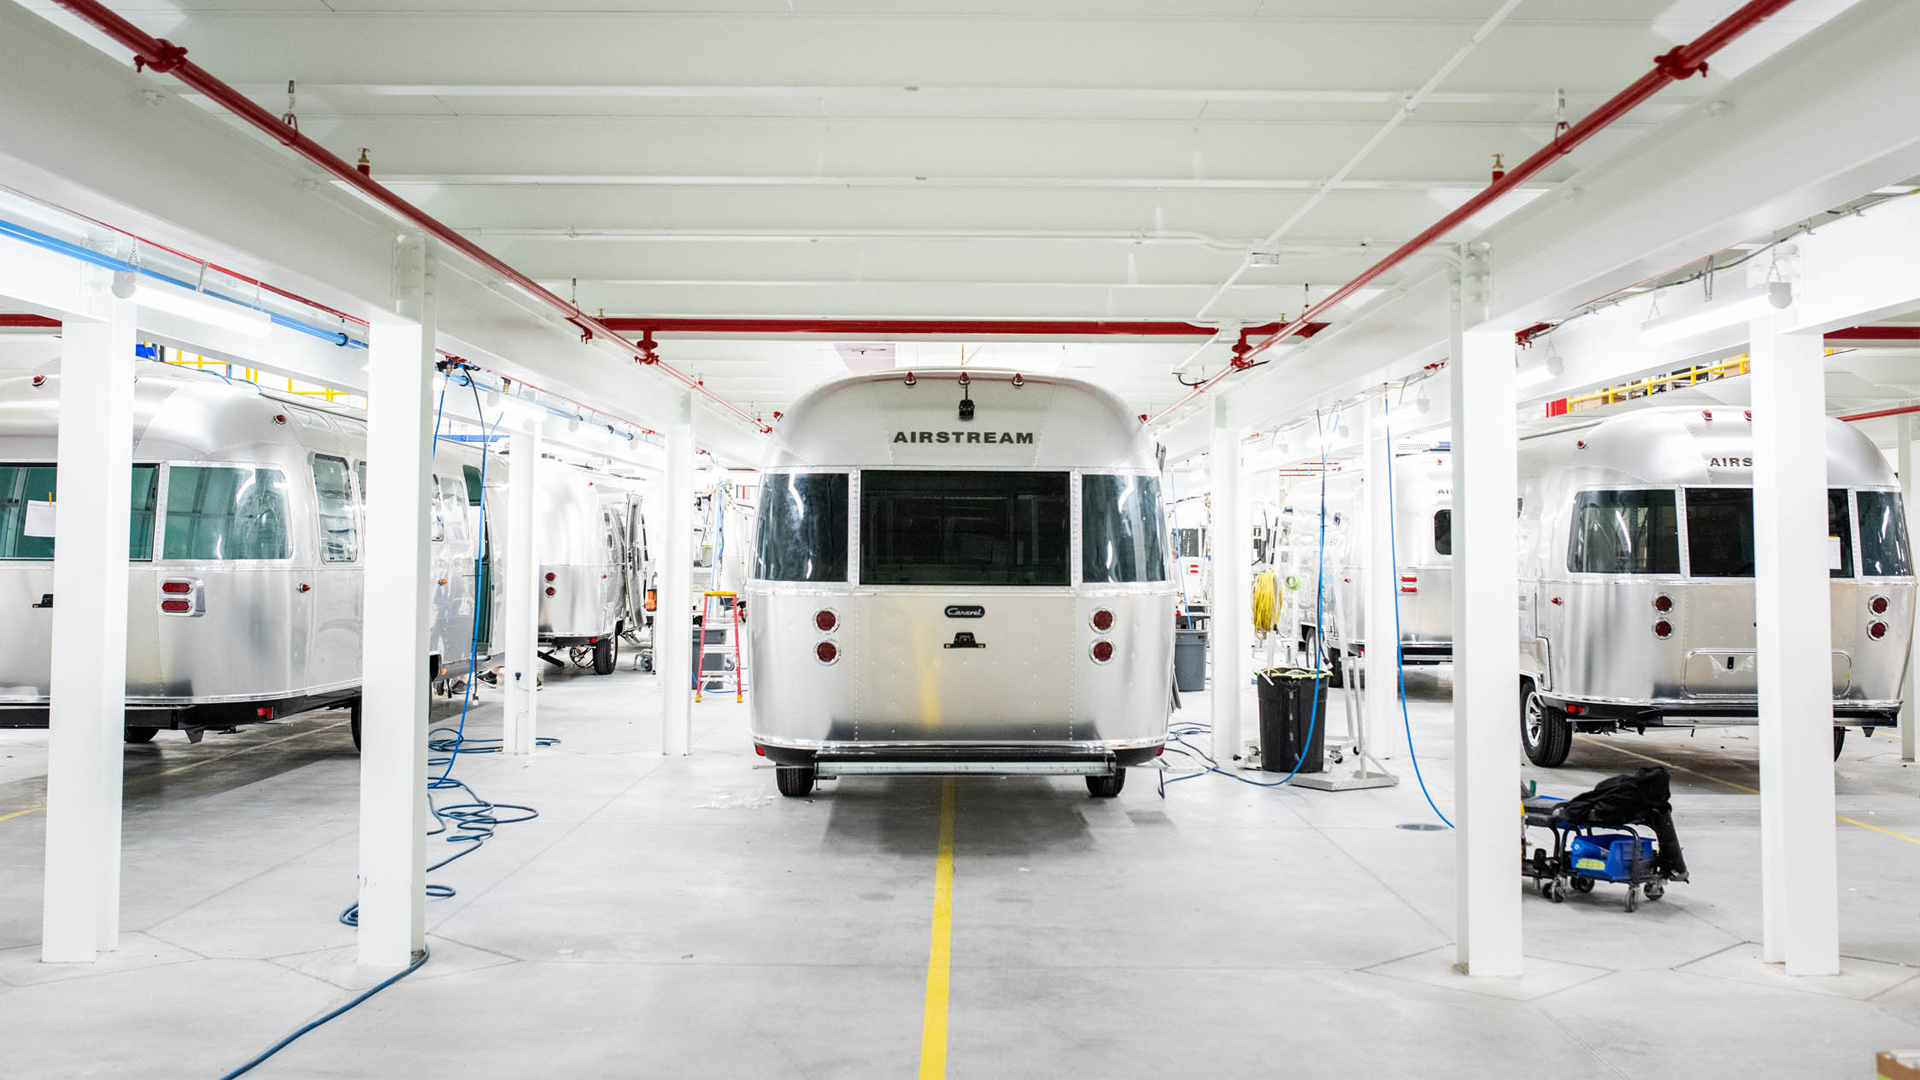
[1256, 668, 1328, 773]
[1174, 628, 1208, 692]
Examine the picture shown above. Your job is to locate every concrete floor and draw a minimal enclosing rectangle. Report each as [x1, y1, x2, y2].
[2, 661, 1919, 1079]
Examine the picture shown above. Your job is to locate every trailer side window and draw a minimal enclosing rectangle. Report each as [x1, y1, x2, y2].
[861, 470, 1069, 587]
[1083, 474, 1167, 583]
[0, 463, 158, 560]
[1433, 510, 1451, 556]
[1568, 490, 1678, 574]
[312, 455, 358, 563]
[161, 466, 291, 561]
[754, 472, 848, 582]
[1175, 528, 1206, 559]
[1828, 488, 1856, 579]
[1857, 490, 1912, 576]
[1684, 488, 1754, 577]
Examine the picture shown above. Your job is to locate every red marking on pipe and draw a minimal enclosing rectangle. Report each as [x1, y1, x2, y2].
[48, 0, 770, 434]
[1140, 0, 1800, 426]
[1827, 326, 1920, 341]
[1839, 404, 1920, 423]
[0, 315, 61, 328]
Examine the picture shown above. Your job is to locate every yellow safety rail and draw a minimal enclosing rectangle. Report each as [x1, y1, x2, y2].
[1565, 355, 1750, 412]
[152, 343, 364, 409]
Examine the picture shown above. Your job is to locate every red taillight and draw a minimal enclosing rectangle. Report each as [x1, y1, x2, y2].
[256, 706, 274, 718]
[1400, 575, 1418, 594]
[161, 580, 191, 595]
[544, 572, 556, 582]
[545, 586, 556, 596]
[1869, 621, 1889, 640]
[1653, 620, 1673, 639]
[815, 641, 839, 665]
[31, 375, 46, 387]
[1090, 640, 1114, 664]
[160, 599, 191, 613]
[1566, 704, 1586, 715]
[815, 609, 838, 633]
[1653, 594, 1673, 613]
[1091, 608, 1114, 632]
[755, 743, 765, 756]
[1870, 595, 1889, 615]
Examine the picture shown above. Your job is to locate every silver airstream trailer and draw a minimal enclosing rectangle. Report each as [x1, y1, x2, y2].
[745, 370, 1176, 797]
[0, 368, 499, 747]
[536, 464, 648, 675]
[1517, 406, 1913, 765]
[1278, 449, 1455, 682]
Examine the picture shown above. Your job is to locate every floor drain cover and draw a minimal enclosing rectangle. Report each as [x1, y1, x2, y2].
[1396, 822, 1448, 831]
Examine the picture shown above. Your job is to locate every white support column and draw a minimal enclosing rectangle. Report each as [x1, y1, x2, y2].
[1364, 397, 1399, 758]
[502, 421, 542, 755]
[1901, 414, 1917, 764]
[356, 238, 435, 969]
[1752, 313, 1841, 975]
[40, 296, 135, 963]
[1451, 252, 1522, 977]
[1210, 398, 1246, 763]
[660, 405, 695, 755]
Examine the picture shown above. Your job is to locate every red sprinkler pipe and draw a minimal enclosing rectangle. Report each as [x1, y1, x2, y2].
[49, 0, 770, 434]
[1838, 404, 1920, 423]
[1142, 0, 1803, 426]
[607, 318, 1318, 339]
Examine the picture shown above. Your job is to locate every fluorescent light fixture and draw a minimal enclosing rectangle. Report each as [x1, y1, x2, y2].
[1640, 281, 1792, 346]
[115, 272, 271, 338]
[1516, 364, 1556, 388]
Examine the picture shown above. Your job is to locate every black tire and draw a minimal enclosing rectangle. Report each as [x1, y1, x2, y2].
[1833, 726, 1847, 760]
[1570, 876, 1594, 894]
[593, 635, 617, 675]
[1326, 648, 1346, 689]
[775, 764, 816, 797]
[124, 726, 159, 744]
[1521, 682, 1573, 767]
[349, 701, 363, 753]
[1086, 770, 1126, 798]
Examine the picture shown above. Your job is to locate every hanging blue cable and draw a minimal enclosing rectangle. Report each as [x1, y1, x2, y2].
[1384, 395, 1454, 827]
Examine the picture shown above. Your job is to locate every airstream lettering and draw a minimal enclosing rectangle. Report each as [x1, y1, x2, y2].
[1517, 407, 1914, 765]
[747, 372, 1175, 798]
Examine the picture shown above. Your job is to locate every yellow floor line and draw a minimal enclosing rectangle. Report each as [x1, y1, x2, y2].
[0, 719, 347, 823]
[918, 777, 956, 1080]
[1576, 735, 1920, 844]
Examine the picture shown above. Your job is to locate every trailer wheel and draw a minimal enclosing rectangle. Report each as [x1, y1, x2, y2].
[124, 726, 158, 744]
[1832, 727, 1846, 760]
[349, 700, 363, 753]
[775, 763, 816, 797]
[593, 635, 618, 675]
[1326, 647, 1346, 689]
[1521, 682, 1572, 767]
[1086, 770, 1126, 798]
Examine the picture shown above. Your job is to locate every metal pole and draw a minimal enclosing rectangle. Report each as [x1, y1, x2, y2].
[1450, 252, 1522, 976]
[1210, 398, 1246, 764]
[356, 236, 435, 968]
[503, 420, 542, 755]
[1751, 310, 1841, 975]
[40, 296, 135, 963]
[661, 408, 695, 755]
[1901, 414, 1917, 763]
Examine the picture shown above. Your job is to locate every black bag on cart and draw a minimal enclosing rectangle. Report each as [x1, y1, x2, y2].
[1552, 765, 1689, 881]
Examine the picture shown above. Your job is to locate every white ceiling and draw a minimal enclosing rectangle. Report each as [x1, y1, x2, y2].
[9, 0, 1906, 428]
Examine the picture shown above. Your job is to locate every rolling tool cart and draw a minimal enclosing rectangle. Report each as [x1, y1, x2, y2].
[1523, 765, 1690, 912]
